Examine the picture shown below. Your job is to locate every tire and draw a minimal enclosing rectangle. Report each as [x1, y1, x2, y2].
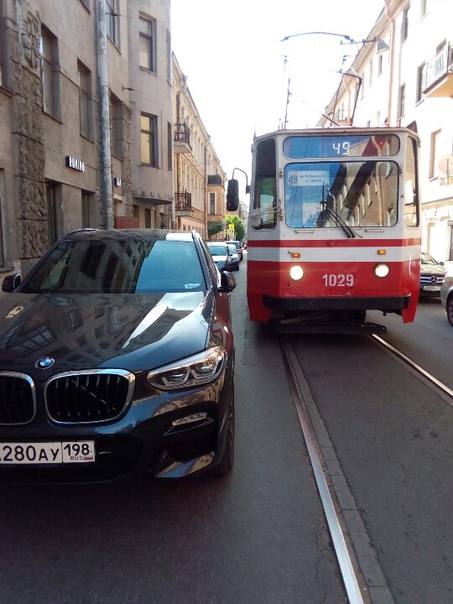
[211, 388, 235, 477]
[447, 295, 453, 326]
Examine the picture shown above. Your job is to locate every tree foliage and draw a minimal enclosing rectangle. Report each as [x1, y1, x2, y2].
[225, 215, 245, 242]
[208, 221, 225, 236]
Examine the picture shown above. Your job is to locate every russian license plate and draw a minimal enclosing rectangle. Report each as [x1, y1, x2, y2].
[423, 285, 441, 291]
[0, 441, 95, 464]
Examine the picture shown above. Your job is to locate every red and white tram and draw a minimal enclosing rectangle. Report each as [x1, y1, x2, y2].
[227, 127, 421, 333]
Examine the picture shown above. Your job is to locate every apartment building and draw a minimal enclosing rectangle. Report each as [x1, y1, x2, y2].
[172, 53, 227, 240]
[0, 0, 173, 277]
[318, 0, 453, 263]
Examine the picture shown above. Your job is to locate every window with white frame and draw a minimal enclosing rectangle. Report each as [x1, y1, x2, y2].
[139, 15, 156, 71]
[416, 62, 425, 103]
[401, 6, 409, 42]
[398, 84, 406, 121]
[429, 129, 441, 179]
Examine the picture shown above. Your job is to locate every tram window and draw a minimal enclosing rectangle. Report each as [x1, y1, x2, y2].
[404, 138, 420, 227]
[252, 177, 277, 229]
[252, 138, 277, 230]
[284, 161, 399, 229]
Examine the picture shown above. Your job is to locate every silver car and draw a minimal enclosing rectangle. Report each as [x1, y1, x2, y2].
[440, 270, 453, 326]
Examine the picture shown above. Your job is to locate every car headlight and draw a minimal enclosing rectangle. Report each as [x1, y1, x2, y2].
[146, 346, 225, 391]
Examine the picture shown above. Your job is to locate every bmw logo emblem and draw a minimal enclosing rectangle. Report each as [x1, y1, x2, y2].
[36, 357, 56, 369]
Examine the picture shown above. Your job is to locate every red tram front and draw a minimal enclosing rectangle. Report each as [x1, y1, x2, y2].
[228, 127, 421, 333]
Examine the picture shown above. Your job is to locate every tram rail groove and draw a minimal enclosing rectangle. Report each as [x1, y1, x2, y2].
[370, 334, 453, 405]
[280, 337, 395, 604]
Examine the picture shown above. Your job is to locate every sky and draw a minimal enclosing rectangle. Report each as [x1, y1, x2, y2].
[171, 0, 385, 190]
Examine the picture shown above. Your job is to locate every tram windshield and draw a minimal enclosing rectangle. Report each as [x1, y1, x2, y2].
[284, 160, 398, 230]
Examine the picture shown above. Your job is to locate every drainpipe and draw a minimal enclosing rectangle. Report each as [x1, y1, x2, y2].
[97, 0, 114, 229]
[387, 12, 396, 125]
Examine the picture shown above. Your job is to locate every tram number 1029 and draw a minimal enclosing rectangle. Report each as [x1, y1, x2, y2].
[322, 273, 354, 287]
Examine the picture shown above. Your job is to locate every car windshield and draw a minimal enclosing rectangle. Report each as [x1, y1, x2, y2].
[21, 238, 206, 294]
[227, 245, 237, 255]
[208, 245, 227, 255]
[421, 252, 440, 265]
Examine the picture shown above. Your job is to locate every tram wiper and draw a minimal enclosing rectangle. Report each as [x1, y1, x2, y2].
[317, 189, 361, 239]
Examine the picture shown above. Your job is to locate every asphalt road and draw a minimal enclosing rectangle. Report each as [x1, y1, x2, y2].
[3, 256, 452, 604]
[0, 256, 347, 604]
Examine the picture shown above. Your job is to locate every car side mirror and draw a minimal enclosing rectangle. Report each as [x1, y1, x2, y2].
[219, 271, 237, 292]
[2, 273, 22, 292]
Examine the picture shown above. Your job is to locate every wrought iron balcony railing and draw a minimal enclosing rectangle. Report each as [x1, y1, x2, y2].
[174, 192, 192, 211]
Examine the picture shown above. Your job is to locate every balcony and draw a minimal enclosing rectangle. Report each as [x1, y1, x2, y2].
[208, 174, 223, 186]
[174, 192, 192, 213]
[423, 45, 453, 98]
[174, 124, 191, 153]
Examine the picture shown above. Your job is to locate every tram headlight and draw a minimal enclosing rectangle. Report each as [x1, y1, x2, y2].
[375, 263, 390, 278]
[290, 265, 304, 281]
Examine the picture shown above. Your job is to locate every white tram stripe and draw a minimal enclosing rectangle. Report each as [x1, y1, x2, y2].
[248, 246, 418, 263]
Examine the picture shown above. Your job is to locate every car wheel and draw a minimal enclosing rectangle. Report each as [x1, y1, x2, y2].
[447, 295, 453, 326]
[211, 388, 235, 477]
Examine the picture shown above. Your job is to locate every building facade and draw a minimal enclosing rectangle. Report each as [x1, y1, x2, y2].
[0, 0, 174, 277]
[172, 53, 227, 240]
[318, 0, 453, 263]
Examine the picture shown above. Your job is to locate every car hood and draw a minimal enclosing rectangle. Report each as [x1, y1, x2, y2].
[0, 291, 214, 376]
[420, 264, 448, 276]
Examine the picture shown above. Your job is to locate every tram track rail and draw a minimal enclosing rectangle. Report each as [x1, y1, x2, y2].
[281, 337, 373, 604]
[370, 334, 453, 403]
[281, 332, 453, 604]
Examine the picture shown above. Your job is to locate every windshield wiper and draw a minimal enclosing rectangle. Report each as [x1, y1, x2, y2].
[317, 188, 361, 239]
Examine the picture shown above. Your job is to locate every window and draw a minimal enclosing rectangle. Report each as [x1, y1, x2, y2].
[82, 191, 96, 227]
[253, 139, 277, 230]
[0, 0, 4, 87]
[398, 84, 406, 121]
[401, 6, 409, 42]
[378, 54, 383, 76]
[40, 27, 60, 118]
[429, 129, 441, 179]
[405, 137, 419, 227]
[167, 122, 172, 171]
[166, 29, 172, 82]
[209, 193, 216, 214]
[416, 62, 425, 103]
[420, 0, 427, 18]
[46, 183, 60, 245]
[78, 62, 93, 138]
[139, 16, 155, 71]
[141, 113, 158, 166]
[110, 93, 123, 157]
[106, 0, 119, 46]
[145, 208, 151, 228]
